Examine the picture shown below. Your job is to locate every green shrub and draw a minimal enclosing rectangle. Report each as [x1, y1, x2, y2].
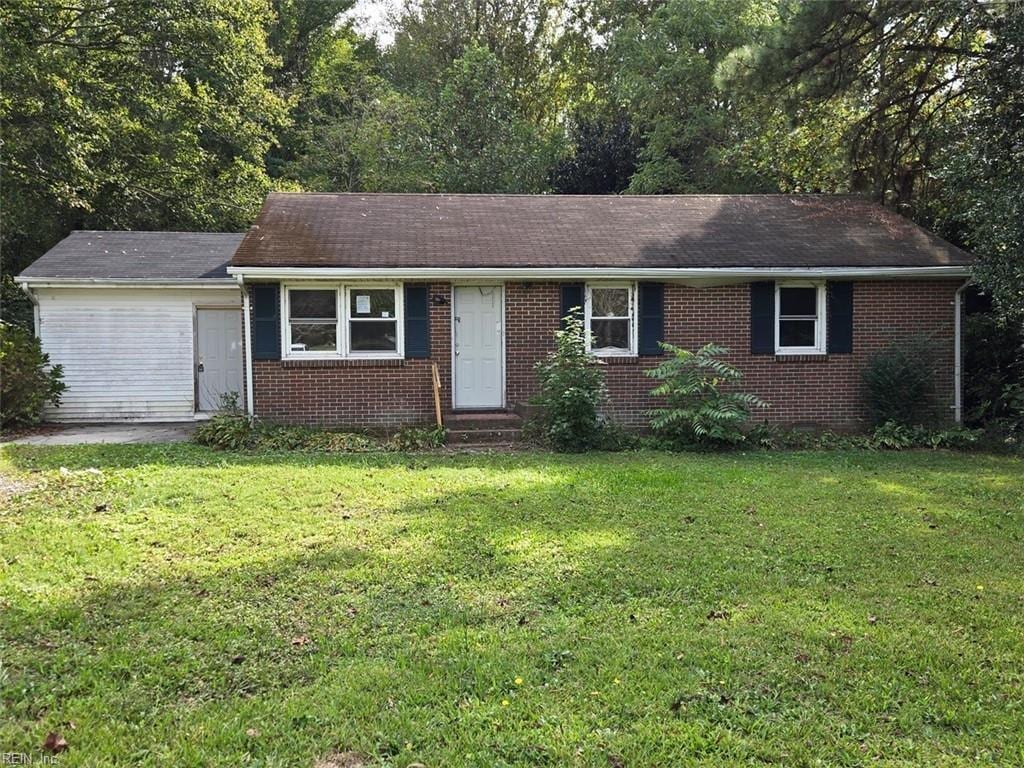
[862, 334, 941, 426]
[870, 420, 920, 449]
[531, 310, 607, 452]
[645, 342, 768, 448]
[0, 321, 66, 428]
[1, 276, 34, 331]
[193, 413, 256, 450]
[389, 425, 447, 451]
[963, 311, 1023, 426]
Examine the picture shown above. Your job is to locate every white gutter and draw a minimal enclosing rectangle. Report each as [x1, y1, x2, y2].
[237, 275, 255, 419]
[14, 277, 238, 289]
[18, 283, 41, 336]
[227, 265, 970, 281]
[953, 280, 969, 423]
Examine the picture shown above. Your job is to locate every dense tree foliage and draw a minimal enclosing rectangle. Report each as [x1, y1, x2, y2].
[1, 0, 287, 273]
[2, 0, 1021, 318]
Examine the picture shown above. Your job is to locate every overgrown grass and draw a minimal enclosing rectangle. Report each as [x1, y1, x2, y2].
[1, 445, 1022, 766]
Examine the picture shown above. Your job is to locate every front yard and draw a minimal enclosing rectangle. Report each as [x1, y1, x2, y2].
[1, 445, 1022, 766]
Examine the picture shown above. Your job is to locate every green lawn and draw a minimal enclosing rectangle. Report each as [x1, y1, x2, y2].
[1, 445, 1022, 767]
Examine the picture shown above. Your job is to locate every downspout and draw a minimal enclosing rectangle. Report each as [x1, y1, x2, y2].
[954, 280, 969, 424]
[19, 283, 41, 336]
[238, 275, 255, 419]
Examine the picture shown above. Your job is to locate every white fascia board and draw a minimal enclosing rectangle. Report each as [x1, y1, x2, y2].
[13, 277, 239, 289]
[227, 265, 971, 280]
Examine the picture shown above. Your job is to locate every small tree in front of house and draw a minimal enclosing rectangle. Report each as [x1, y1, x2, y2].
[0, 322, 67, 428]
[646, 342, 767, 448]
[532, 310, 607, 452]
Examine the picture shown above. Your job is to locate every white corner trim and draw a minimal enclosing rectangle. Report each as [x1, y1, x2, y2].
[239, 275, 255, 418]
[227, 265, 970, 281]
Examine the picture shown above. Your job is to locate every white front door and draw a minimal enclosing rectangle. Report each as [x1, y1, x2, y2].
[453, 285, 503, 409]
[196, 308, 243, 412]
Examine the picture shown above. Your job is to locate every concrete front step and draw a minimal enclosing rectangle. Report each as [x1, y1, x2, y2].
[445, 411, 524, 430]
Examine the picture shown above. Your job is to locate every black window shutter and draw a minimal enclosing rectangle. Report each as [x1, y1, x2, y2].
[250, 283, 280, 360]
[638, 282, 665, 356]
[827, 281, 854, 354]
[560, 283, 584, 328]
[404, 284, 430, 358]
[750, 281, 775, 355]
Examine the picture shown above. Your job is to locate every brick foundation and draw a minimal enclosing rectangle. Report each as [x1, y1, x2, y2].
[251, 279, 960, 431]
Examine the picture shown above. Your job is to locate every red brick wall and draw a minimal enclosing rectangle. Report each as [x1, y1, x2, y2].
[252, 283, 452, 428]
[252, 279, 960, 430]
[505, 280, 960, 430]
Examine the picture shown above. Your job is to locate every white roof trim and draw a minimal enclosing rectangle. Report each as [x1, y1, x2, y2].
[15, 277, 238, 289]
[227, 265, 970, 280]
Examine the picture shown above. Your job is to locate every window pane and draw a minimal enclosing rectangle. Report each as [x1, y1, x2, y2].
[779, 319, 816, 348]
[350, 289, 396, 319]
[290, 323, 337, 352]
[591, 287, 629, 318]
[350, 320, 397, 352]
[591, 319, 629, 350]
[779, 287, 817, 317]
[290, 290, 336, 320]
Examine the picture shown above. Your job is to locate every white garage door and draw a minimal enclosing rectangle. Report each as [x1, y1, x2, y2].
[35, 287, 241, 422]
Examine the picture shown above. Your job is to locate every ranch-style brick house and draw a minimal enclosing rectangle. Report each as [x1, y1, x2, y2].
[16, 193, 973, 433]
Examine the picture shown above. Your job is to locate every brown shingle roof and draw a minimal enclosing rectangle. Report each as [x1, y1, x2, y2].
[231, 193, 972, 270]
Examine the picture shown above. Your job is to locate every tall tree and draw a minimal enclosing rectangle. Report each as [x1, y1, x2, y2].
[942, 5, 1024, 318]
[726, 0, 992, 214]
[599, 0, 777, 193]
[432, 44, 561, 192]
[1, 0, 287, 273]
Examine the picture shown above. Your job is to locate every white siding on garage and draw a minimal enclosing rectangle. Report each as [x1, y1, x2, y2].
[35, 287, 241, 422]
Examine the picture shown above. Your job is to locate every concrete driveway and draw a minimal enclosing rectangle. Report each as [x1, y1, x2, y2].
[5, 423, 197, 446]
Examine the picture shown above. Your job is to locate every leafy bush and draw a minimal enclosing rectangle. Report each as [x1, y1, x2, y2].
[1, 276, 34, 331]
[193, 413, 256, 450]
[645, 342, 768, 448]
[0, 322, 67, 428]
[194, 415, 440, 453]
[388, 426, 447, 451]
[748, 421, 984, 452]
[963, 311, 1023, 427]
[862, 334, 941, 426]
[531, 310, 607, 452]
[870, 420, 919, 450]
[194, 417, 385, 452]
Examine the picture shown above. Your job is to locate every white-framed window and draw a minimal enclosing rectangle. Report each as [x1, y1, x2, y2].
[347, 286, 399, 355]
[585, 283, 636, 356]
[286, 287, 338, 355]
[283, 283, 403, 359]
[775, 282, 826, 354]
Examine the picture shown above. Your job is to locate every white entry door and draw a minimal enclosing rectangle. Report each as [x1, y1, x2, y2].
[453, 286, 503, 409]
[196, 308, 243, 412]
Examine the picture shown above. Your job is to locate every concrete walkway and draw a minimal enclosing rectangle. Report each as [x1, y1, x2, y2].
[5, 423, 197, 446]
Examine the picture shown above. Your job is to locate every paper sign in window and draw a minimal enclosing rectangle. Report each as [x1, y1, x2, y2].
[355, 294, 371, 314]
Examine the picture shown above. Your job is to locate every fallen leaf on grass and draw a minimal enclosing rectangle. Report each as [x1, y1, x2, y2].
[291, 635, 310, 647]
[42, 732, 68, 753]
